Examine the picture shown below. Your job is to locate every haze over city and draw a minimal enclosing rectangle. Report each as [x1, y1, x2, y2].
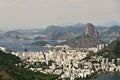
[0, 0, 120, 31]
[1, 0, 120, 80]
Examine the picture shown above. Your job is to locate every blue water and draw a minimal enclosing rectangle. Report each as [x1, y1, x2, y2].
[95, 73, 120, 80]
[0, 40, 53, 52]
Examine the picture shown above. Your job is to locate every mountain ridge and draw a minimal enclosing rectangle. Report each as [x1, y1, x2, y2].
[58, 23, 102, 48]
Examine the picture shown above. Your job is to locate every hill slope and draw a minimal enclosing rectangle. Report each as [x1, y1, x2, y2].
[97, 37, 120, 58]
[59, 23, 102, 48]
[0, 50, 59, 80]
[60, 36, 101, 48]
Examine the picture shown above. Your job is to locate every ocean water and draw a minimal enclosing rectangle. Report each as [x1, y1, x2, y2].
[0, 40, 53, 52]
[96, 73, 120, 80]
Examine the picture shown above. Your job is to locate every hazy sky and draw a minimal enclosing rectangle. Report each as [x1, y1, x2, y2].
[0, 0, 120, 30]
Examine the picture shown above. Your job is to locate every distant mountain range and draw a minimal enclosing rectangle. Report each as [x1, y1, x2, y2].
[42, 23, 85, 36]
[0, 21, 120, 44]
[0, 29, 43, 40]
[99, 25, 120, 43]
[42, 23, 120, 44]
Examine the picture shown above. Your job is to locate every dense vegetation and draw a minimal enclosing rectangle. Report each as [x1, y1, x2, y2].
[82, 37, 120, 61]
[97, 37, 120, 58]
[0, 50, 59, 80]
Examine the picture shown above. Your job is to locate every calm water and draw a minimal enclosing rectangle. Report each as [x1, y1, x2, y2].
[95, 73, 120, 80]
[0, 40, 53, 52]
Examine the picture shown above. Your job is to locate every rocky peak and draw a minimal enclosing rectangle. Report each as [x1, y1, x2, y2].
[84, 23, 98, 38]
[59, 23, 102, 48]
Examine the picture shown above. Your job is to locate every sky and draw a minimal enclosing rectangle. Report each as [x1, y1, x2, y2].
[0, 0, 120, 31]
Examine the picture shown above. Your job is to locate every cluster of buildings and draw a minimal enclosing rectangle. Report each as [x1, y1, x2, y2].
[1, 44, 120, 80]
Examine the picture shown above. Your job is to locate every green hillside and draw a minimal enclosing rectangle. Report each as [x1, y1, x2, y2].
[0, 50, 59, 80]
[97, 37, 120, 58]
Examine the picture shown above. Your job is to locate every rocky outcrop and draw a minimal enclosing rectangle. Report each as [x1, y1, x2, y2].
[84, 23, 98, 39]
[59, 23, 102, 48]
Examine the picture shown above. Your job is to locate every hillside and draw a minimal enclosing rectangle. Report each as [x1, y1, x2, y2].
[43, 30, 75, 41]
[0, 50, 59, 80]
[59, 36, 101, 48]
[97, 37, 120, 58]
[58, 23, 102, 48]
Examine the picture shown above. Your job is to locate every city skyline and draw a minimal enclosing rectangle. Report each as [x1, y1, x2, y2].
[0, 0, 120, 31]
